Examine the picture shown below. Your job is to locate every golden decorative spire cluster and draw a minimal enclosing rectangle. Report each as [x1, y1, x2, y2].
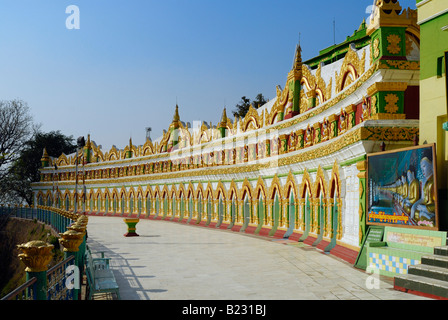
[293, 43, 302, 71]
[220, 108, 228, 127]
[367, 0, 410, 35]
[173, 104, 180, 123]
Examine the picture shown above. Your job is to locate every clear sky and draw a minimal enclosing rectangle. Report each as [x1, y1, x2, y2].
[0, 0, 417, 152]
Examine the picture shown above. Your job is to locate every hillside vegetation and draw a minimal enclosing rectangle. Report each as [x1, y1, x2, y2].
[0, 215, 63, 298]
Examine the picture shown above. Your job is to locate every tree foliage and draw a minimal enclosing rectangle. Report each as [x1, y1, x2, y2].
[232, 93, 267, 119]
[2, 131, 77, 206]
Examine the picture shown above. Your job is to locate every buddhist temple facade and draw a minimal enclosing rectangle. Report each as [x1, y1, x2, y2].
[32, 0, 421, 264]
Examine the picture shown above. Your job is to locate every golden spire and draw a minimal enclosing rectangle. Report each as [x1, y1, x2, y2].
[220, 108, 228, 127]
[41, 147, 49, 160]
[292, 43, 302, 71]
[288, 41, 303, 81]
[85, 134, 91, 149]
[173, 104, 180, 123]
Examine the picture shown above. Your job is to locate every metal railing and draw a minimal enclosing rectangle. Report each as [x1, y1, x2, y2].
[1, 206, 84, 300]
[47, 256, 76, 300]
[1, 277, 37, 300]
[0, 205, 76, 233]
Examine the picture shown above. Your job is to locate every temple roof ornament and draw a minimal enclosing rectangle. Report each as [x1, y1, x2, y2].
[293, 43, 302, 71]
[41, 147, 49, 162]
[85, 134, 91, 149]
[367, 0, 412, 35]
[173, 104, 180, 123]
[220, 108, 228, 128]
[289, 43, 303, 81]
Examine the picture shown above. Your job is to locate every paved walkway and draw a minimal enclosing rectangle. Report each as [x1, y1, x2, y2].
[86, 216, 429, 300]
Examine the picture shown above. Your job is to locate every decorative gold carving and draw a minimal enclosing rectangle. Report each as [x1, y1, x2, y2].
[321, 118, 330, 142]
[59, 229, 84, 252]
[373, 38, 380, 59]
[370, 113, 406, 120]
[367, 82, 408, 96]
[44, 62, 382, 175]
[241, 105, 263, 133]
[335, 46, 366, 93]
[384, 93, 399, 113]
[17, 241, 54, 272]
[356, 160, 367, 172]
[371, 96, 378, 114]
[387, 34, 401, 54]
[360, 126, 418, 141]
[379, 60, 420, 70]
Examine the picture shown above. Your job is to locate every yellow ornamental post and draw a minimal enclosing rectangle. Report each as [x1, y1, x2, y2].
[17, 241, 54, 300]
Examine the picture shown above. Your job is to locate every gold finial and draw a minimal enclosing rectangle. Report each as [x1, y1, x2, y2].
[84, 134, 91, 150]
[41, 148, 49, 161]
[59, 230, 84, 252]
[173, 104, 180, 122]
[17, 241, 54, 272]
[220, 108, 228, 127]
[293, 43, 302, 70]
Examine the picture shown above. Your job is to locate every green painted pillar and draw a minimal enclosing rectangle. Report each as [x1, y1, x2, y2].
[269, 195, 280, 237]
[367, 82, 408, 119]
[370, 26, 407, 64]
[357, 159, 367, 246]
[59, 229, 85, 300]
[17, 241, 54, 300]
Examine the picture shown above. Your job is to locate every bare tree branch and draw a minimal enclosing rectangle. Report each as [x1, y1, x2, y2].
[0, 100, 34, 180]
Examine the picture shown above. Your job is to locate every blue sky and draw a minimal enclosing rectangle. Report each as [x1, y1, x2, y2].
[0, 0, 417, 151]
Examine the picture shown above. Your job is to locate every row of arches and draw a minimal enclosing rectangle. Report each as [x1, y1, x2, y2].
[37, 165, 344, 250]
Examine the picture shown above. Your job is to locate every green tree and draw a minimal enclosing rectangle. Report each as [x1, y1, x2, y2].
[232, 94, 267, 119]
[2, 131, 76, 205]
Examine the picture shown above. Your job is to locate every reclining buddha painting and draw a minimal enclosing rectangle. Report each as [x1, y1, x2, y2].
[367, 144, 438, 229]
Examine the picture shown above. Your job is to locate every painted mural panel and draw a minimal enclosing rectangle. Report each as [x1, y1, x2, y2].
[367, 144, 438, 229]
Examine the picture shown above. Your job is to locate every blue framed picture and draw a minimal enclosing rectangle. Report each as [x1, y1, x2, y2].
[367, 144, 439, 229]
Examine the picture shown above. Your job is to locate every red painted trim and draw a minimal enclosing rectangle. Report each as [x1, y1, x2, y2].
[316, 239, 330, 251]
[330, 244, 359, 264]
[393, 284, 448, 300]
[287, 232, 303, 241]
[303, 235, 317, 245]
[207, 222, 217, 228]
[218, 223, 230, 230]
[231, 224, 242, 232]
[244, 226, 257, 234]
[272, 229, 286, 239]
[255, 228, 270, 237]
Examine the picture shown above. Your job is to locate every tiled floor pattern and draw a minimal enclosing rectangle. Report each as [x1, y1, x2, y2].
[85, 216, 430, 300]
